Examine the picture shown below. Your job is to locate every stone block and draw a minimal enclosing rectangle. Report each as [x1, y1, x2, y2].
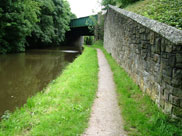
[168, 54, 176, 67]
[171, 87, 182, 97]
[161, 81, 166, 89]
[155, 38, 161, 54]
[139, 27, 145, 33]
[165, 44, 173, 53]
[145, 61, 151, 72]
[161, 52, 169, 59]
[165, 84, 174, 93]
[176, 53, 182, 63]
[154, 74, 162, 83]
[175, 53, 182, 67]
[141, 49, 147, 60]
[173, 68, 182, 80]
[151, 46, 155, 53]
[154, 64, 160, 72]
[173, 44, 182, 51]
[164, 91, 169, 101]
[142, 34, 148, 41]
[171, 79, 182, 88]
[162, 66, 172, 77]
[176, 63, 182, 68]
[161, 58, 168, 66]
[164, 102, 172, 114]
[161, 39, 166, 52]
[173, 106, 182, 118]
[136, 33, 140, 38]
[160, 88, 165, 96]
[163, 75, 172, 84]
[159, 97, 165, 109]
[169, 95, 181, 106]
[150, 32, 155, 45]
[153, 54, 160, 62]
[141, 41, 148, 49]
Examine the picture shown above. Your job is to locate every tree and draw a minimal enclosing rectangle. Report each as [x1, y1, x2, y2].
[70, 13, 77, 19]
[52, 0, 72, 45]
[29, 0, 72, 47]
[0, 0, 73, 53]
[0, 0, 40, 53]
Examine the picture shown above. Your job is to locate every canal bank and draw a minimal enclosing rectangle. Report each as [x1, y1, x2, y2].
[0, 46, 98, 135]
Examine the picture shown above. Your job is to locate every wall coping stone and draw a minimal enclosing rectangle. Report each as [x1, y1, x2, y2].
[109, 5, 182, 45]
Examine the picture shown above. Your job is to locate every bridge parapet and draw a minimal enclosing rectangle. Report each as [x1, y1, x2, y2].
[70, 15, 98, 28]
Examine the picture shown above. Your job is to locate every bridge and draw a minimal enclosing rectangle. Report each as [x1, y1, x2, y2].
[64, 15, 98, 52]
[69, 15, 98, 36]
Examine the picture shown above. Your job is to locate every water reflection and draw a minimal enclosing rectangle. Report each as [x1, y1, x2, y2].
[61, 50, 79, 53]
[0, 48, 79, 117]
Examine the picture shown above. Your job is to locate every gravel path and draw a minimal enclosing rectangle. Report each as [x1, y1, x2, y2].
[82, 49, 126, 136]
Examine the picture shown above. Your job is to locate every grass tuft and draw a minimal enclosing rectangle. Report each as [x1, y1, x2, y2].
[0, 46, 98, 136]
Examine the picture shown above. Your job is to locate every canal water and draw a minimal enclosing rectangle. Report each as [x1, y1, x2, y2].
[0, 47, 79, 118]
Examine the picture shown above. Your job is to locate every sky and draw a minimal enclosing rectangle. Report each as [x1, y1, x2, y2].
[67, 0, 102, 18]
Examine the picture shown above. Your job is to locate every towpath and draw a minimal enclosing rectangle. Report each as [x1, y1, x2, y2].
[82, 49, 126, 136]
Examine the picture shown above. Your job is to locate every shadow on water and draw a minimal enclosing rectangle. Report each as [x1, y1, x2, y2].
[0, 47, 79, 118]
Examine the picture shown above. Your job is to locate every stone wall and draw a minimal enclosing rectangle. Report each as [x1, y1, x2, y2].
[104, 5, 182, 118]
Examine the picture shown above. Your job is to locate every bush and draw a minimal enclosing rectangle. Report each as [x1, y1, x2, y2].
[84, 36, 94, 45]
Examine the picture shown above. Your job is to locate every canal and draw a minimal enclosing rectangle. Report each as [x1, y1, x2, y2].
[0, 47, 79, 118]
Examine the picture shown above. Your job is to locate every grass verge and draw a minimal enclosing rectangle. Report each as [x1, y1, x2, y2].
[125, 0, 182, 30]
[0, 46, 98, 136]
[94, 41, 182, 136]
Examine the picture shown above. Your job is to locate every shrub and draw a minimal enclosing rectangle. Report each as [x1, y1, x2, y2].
[84, 36, 94, 45]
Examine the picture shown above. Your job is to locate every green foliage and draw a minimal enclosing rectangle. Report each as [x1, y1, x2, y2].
[0, 0, 40, 54]
[95, 13, 104, 41]
[102, 0, 116, 7]
[70, 13, 77, 19]
[125, 0, 182, 30]
[86, 14, 104, 41]
[102, 0, 140, 8]
[140, 0, 182, 30]
[30, 0, 72, 46]
[84, 36, 94, 45]
[86, 15, 98, 34]
[94, 42, 182, 136]
[0, 0, 73, 53]
[102, 0, 182, 31]
[0, 46, 98, 135]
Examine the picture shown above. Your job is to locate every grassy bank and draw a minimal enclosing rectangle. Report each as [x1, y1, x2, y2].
[125, 0, 182, 30]
[94, 41, 182, 136]
[0, 46, 98, 136]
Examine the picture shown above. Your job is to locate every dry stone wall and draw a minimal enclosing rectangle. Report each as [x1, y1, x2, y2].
[104, 5, 182, 118]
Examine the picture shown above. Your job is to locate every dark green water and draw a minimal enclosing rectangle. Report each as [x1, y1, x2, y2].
[0, 47, 79, 118]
